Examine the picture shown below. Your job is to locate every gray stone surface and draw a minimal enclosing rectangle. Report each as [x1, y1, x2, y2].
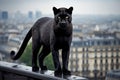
[0, 61, 88, 80]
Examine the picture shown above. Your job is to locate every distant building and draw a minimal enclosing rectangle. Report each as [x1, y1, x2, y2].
[0, 34, 9, 43]
[115, 32, 120, 39]
[35, 11, 41, 19]
[73, 25, 82, 37]
[72, 37, 120, 47]
[28, 11, 33, 19]
[93, 31, 115, 38]
[2, 11, 8, 20]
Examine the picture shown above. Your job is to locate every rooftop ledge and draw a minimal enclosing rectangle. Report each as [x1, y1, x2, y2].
[0, 61, 88, 80]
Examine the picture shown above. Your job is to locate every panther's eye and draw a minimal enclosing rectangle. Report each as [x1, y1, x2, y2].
[66, 16, 69, 19]
[58, 17, 61, 19]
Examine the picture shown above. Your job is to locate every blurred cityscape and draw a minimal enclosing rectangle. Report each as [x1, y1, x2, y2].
[0, 10, 120, 79]
[0, 10, 42, 60]
[0, 10, 120, 60]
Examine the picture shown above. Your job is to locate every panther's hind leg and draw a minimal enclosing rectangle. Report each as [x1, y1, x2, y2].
[32, 29, 41, 72]
[39, 46, 50, 71]
[32, 43, 41, 72]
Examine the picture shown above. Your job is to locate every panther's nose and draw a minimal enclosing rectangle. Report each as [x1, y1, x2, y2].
[60, 21, 67, 28]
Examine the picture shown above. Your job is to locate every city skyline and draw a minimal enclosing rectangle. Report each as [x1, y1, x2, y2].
[0, 0, 120, 15]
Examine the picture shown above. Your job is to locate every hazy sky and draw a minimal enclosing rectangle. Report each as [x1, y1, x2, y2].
[0, 0, 120, 15]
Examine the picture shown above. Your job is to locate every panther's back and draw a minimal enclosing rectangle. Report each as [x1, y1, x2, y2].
[32, 17, 54, 47]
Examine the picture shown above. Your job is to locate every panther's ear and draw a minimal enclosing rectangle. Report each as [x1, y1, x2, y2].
[53, 7, 59, 15]
[67, 7, 73, 15]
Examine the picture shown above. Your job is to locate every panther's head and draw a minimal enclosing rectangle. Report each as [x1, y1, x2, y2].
[53, 7, 73, 29]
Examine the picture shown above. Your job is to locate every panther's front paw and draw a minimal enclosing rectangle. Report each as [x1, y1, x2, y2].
[54, 70, 62, 77]
[32, 66, 39, 72]
[63, 69, 71, 76]
[41, 66, 47, 71]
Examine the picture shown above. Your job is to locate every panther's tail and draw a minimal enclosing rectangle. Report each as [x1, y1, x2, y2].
[10, 28, 32, 60]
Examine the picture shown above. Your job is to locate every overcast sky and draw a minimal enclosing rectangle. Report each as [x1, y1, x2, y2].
[0, 0, 120, 15]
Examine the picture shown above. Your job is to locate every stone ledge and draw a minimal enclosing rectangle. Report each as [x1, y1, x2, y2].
[0, 61, 88, 80]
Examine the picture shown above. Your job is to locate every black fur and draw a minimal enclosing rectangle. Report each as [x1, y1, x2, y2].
[10, 7, 73, 76]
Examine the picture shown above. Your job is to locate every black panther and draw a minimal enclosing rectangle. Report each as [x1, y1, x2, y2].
[10, 7, 73, 76]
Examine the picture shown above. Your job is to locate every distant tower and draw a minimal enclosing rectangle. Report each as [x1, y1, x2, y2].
[28, 11, 33, 19]
[0, 10, 1, 20]
[2, 11, 8, 20]
[35, 11, 41, 19]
